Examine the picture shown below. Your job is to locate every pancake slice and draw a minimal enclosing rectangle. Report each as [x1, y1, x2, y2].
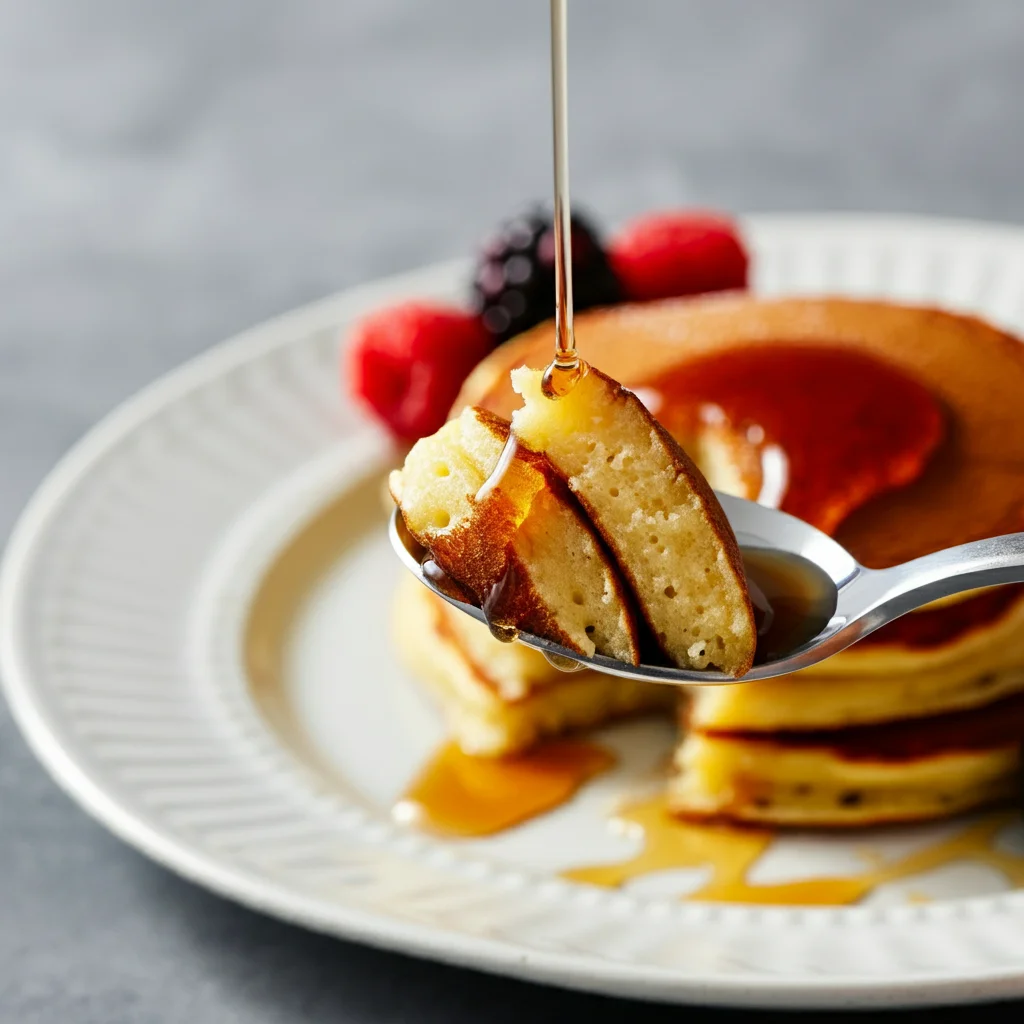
[390, 406, 641, 663]
[510, 365, 756, 676]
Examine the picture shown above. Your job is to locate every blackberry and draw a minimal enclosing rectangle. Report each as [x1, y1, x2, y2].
[471, 206, 621, 344]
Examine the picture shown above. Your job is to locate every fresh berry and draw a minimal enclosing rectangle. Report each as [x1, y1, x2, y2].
[347, 302, 492, 442]
[471, 206, 621, 343]
[608, 211, 748, 303]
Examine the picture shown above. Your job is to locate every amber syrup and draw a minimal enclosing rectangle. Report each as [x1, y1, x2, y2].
[541, 0, 587, 402]
[743, 547, 838, 665]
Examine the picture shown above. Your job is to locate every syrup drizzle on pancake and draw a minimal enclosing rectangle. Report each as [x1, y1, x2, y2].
[642, 345, 944, 535]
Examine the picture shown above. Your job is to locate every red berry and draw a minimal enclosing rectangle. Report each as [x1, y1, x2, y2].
[346, 302, 493, 442]
[608, 211, 748, 303]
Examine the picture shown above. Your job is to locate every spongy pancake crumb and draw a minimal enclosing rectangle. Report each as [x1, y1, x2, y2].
[391, 406, 640, 663]
[511, 365, 756, 676]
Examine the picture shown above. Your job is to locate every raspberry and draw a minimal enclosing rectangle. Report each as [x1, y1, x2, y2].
[346, 302, 492, 442]
[471, 207, 621, 343]
[608, 211, 748, 303]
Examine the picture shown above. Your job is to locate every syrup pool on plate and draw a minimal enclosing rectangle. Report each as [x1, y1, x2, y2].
[395, 742, 1024, 906]
[394, 739, 615, 837]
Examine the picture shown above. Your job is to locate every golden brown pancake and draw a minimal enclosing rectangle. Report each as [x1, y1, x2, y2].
[688, 593, 1024, 734]
[510, 365, 756, 675]
[671, 692, 1024, 826]
[805, 584, 1024, 677]
[688, 662, 1024, 737]
[391, 406, 641, 662]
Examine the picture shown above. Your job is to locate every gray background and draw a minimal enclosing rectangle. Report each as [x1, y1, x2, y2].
[2, 0, 1024, 1020]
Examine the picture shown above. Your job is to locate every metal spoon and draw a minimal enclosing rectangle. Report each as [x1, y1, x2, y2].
[389, 498, 1024, 685]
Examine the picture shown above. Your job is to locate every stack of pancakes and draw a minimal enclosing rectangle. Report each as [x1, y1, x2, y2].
[393, 295, 1024, 826]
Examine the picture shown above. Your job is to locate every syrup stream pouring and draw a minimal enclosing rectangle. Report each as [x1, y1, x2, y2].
[391, 498, 1024, 685]
[541, 0, 584, 400]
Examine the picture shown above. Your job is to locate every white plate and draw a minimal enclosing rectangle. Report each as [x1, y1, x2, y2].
[6, 215, 1024, 1010]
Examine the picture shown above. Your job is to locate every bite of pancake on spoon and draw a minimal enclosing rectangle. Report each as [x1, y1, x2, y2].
[382, 0, 1024, 684]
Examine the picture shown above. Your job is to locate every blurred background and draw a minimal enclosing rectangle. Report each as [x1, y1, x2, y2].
[4, 0, 1024, 1020]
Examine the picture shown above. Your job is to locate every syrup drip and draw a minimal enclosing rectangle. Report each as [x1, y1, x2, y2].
[486, 619, 519, 644]
[475, 435, 519, 504]
[420, 554, 475, 605]
[393, 739, 615, 837]
[542, 650, 586, 672]
[481, 561, 519, 643]
[542, 358, 588, 400]
[565, 796, 1024, 906]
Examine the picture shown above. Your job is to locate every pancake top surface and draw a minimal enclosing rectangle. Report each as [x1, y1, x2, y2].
[456, 296, 1024, 567]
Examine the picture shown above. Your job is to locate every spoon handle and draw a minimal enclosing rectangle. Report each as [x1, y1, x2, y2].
[860, 531, 1024, 625]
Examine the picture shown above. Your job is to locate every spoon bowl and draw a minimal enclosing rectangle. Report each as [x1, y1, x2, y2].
[389, 496, 1024, 684]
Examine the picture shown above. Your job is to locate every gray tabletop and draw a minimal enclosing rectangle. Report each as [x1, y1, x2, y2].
[3, 1, 1024, 1020]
